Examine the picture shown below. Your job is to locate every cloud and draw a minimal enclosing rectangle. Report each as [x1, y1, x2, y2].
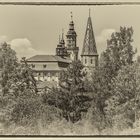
[96, 29, 115, 55]
[0, 35, 8, 43]
[10, 38, 41, 59]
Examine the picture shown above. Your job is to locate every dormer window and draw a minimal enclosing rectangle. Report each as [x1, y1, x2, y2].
[43, 64, 47, 68]
[32, 64, 35, 68]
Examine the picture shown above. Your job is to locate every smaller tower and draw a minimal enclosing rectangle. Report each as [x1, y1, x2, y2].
[56, 30, 68, 58]
[81, 9, 98, 70]
[66, 12, 79, 61]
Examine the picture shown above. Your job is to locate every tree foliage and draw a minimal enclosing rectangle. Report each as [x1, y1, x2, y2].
[89, 27, 137, 130]
[0, 42, 40, 130]
[105, 63, 140, 129]
[0, 42, 18, 95]
[44, 60, 92, 123]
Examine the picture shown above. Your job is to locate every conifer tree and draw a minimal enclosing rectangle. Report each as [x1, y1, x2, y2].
[45, 60, 92, 123]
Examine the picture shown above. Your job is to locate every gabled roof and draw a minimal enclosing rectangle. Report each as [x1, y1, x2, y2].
[27, 55, 71, 63]
[81, 16, 98, 56]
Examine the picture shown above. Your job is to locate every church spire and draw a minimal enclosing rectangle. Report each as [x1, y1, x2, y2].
[62, 28, 64, 40]
[81, 10, 98, 56]
[66, 12, 79, 61]
[56, 31, 68, 58]
[81, 10, 98, 68]
[89, 8, 90, 17]
[59, 34, 61, 43]
[71, 11, 73, 21]
[60, 28, 65, 44]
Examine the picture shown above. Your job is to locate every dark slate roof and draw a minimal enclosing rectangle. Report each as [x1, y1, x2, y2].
[27, 55, 71, 63]
[81, 16, 98, 56]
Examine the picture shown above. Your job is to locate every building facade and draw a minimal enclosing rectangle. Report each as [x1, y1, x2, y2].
[26, 55, 71, 82]
[27, 11, 98, 83]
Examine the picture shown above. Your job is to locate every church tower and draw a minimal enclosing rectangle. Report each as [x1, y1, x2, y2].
[66, 12, 79, 61]
[81, 9, 98, 69]
[56, 31, 68, 58]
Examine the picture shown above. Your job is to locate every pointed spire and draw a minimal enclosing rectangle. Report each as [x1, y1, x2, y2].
[68, 11, 75, 32]
[59, 34, 61, 42]
[81, 10, 98, 56]
[89, 8, 91, 17]
[62, 28, 64, 40]
[59, 28, 65, 45]
[70, 11, 73, 21]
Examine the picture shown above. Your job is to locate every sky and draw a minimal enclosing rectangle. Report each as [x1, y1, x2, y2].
[0, 4, 139, 59]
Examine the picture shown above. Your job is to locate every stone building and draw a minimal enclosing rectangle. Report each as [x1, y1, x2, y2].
[27, 10, 98, 82]
[26, 55, 71, 82]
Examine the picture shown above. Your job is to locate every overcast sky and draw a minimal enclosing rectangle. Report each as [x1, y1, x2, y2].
[0, 4, 139, 59]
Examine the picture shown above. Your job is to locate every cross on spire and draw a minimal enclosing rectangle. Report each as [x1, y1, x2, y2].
[70, 11, 73, 21]
[89, 8, 91, 17]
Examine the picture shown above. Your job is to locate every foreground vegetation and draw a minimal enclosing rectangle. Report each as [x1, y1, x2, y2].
[0, 27, 140, 135]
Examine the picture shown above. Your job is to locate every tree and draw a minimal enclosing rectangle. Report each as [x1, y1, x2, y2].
[0, 42, 18, 95]
[88, 27, 136, 131]
[0, 43, 41, 132]
[44, 60, 92, 123]
[104, 63, 140, 129]
[101, 27, 135, 78]
[9, 57, 38, 98]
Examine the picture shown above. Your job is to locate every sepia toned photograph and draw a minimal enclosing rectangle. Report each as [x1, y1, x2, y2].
[0, 0, 140, 136]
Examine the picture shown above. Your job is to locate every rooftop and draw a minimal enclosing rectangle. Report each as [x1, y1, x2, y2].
[27, 55, 71, 63]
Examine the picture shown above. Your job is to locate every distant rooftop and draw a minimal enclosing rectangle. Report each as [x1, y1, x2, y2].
[27, 55, 71, 63]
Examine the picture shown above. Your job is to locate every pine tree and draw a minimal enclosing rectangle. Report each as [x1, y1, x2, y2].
[45, 60, 92, 123]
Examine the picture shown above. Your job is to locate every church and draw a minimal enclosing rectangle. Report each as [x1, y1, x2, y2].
[26, 10, 98, 83]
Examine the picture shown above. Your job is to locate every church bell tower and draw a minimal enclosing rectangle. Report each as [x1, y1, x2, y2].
[66, 12, 79, 61]
[81, 9, 98, 70]
[56, 30, 68, 58]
